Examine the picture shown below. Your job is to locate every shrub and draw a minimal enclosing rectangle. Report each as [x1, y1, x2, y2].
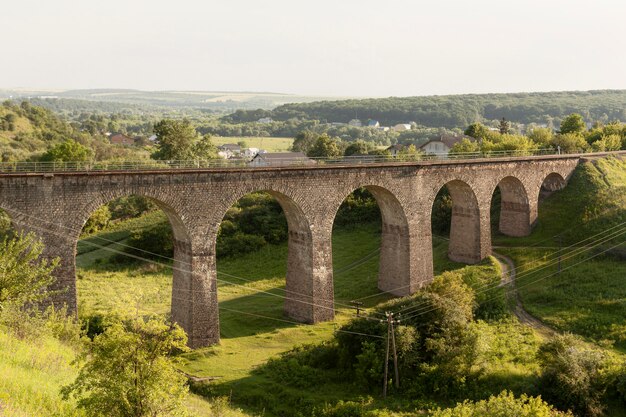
[62, 315, 190, 417]
[82, 205, 111, 235]
[429, 390, 572, 416]
[537, 334, 614, 417]
[126, 220, 174, 259]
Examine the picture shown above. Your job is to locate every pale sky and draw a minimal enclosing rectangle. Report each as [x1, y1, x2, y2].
[1, 0, 625, 97]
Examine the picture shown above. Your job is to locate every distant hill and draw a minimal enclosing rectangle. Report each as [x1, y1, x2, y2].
[267, 90, 626, 128]
[0, 89, 354, 113]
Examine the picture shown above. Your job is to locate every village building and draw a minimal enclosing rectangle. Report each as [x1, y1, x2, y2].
[257, 117, 273, 123]
[392, 123, 412, 132]
[348, 119, 362, 127]
[367, 119, 380, 128]
[418, 134, 473, 155]
[386, 144, 406, 157]
[109, 133, 135, 146]
[249, 152, 315, 167]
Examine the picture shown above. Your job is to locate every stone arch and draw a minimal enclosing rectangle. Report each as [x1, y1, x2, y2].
[434, 180, 483, 264]
[331, 184, 411, 296]
[493, 176, 532, 237]
[214, 188, 327, 324]
[541, 172, 567, 192]
[75, 192, 203, 345]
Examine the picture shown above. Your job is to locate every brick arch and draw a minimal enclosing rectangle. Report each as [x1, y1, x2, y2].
[330, 184, 412, 296]
[493, 176, 532, 237]
[433, 179, 484, 264]
[211, 187, 331, 324]
[77, 191, 191, 244]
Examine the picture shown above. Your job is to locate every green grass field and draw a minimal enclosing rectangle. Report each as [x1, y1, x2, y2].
[493, 157, 626, 350]
[211, 136, 294, 152]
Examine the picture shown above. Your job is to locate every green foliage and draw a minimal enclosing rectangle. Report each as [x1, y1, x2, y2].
[430, 391, 572, 417]
[0, 232, 58, 311]
[107, 195, 157, 220]
[527, 127, 554, 146]
[560, 113, 587, 135]
[62, 315, 190, 417]
[126, 220, 174, 259]
[431, 187, 452, 235]
[464, 123, 490, 140]
[551, 133, 589, 153]
[152, 118, 199, 160]
[82, 205, 111, 235]
[193, 134, 219, 159]
[40, 139, 93, 162]
[307, 134, 343, 158]
[537, 334, 616, 417]
[270, 90, 626, 129]
[334, 188, 381, 227]
[499, 118, 511, 134]
[450, 138, 480, 154]
[292, 130, 319, 153]
[344, 140, 374, 156]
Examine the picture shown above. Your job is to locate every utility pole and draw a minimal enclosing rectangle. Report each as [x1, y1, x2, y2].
[382, 312, 401, 398]
[350, 300, 364, 317]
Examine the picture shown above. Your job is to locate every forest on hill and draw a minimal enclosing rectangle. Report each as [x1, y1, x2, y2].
[239, 90, 626, 129]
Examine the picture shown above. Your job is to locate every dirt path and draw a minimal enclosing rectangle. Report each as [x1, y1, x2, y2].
[492, 251, 556, 338]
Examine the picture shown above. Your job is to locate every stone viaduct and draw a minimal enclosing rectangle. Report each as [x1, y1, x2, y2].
[0, 154, 602, 348]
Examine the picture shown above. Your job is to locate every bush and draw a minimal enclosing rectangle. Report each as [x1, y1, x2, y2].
[125, 220, 174, 260]
[217, 232, 266, 258]
[82, 205, 111, 235]
[537, 334, 615, 417]
[429, 390, 572, 416]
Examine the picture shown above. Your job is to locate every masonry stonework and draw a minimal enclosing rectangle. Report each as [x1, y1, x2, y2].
[0, 154, 588, 348]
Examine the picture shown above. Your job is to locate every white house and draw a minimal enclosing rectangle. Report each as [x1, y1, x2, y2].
[348, 119, 362, 127]
[242, 147, 260, 158]
[367, 120, 380, 128]
[257, 117, 273, 123]
[392, 123, 412, 132]
[417, 134, 473, 156]
[249, 152, 316, 167]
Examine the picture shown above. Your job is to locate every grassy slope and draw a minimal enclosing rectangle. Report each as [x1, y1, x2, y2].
[0, 329, 252, 417]
[496, 156, 626, 349]
[211, 136, 294, 152]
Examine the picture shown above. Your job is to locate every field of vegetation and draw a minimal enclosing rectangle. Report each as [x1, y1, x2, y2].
[211, 136, 294, 152]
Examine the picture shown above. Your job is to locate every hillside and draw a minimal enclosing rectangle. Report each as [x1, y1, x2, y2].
[496, 156, 626, 349]
[266, 90, 626, 128]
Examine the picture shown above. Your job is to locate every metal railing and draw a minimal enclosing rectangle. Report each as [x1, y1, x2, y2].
[0, 148, 608, 173]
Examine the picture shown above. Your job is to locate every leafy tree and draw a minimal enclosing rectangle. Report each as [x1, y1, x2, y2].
[40, 139, 92, 162]
[551, 133, 589, 153]
[307, 134, 342, 158]
[591, 134, 622, 152]
[0, 232, 57, 311]
[344, 140, 373, 156]
[450, 138, 480, 154]
[499, 117, 510, 134]
[560, 113, 587, 135]
[397, 144, 423, 160]
[152, 119, 198, 160]
[192, 134, 218, 159]
[464, 122, 490, 140]
[430, 391, 572, 417]
[62, 315, 189, 417]
[527, 127, 553, 147]
[292, 130, 319, 153]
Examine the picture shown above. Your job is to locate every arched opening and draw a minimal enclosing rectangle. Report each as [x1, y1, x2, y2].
[76, 195, 191, 335]
[541, 172, 567, 196]
[431, 180, 482, 264]
[331, 186, 411, 299]
[490, 176, 531, 237]
[215, 191, 322, 327]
